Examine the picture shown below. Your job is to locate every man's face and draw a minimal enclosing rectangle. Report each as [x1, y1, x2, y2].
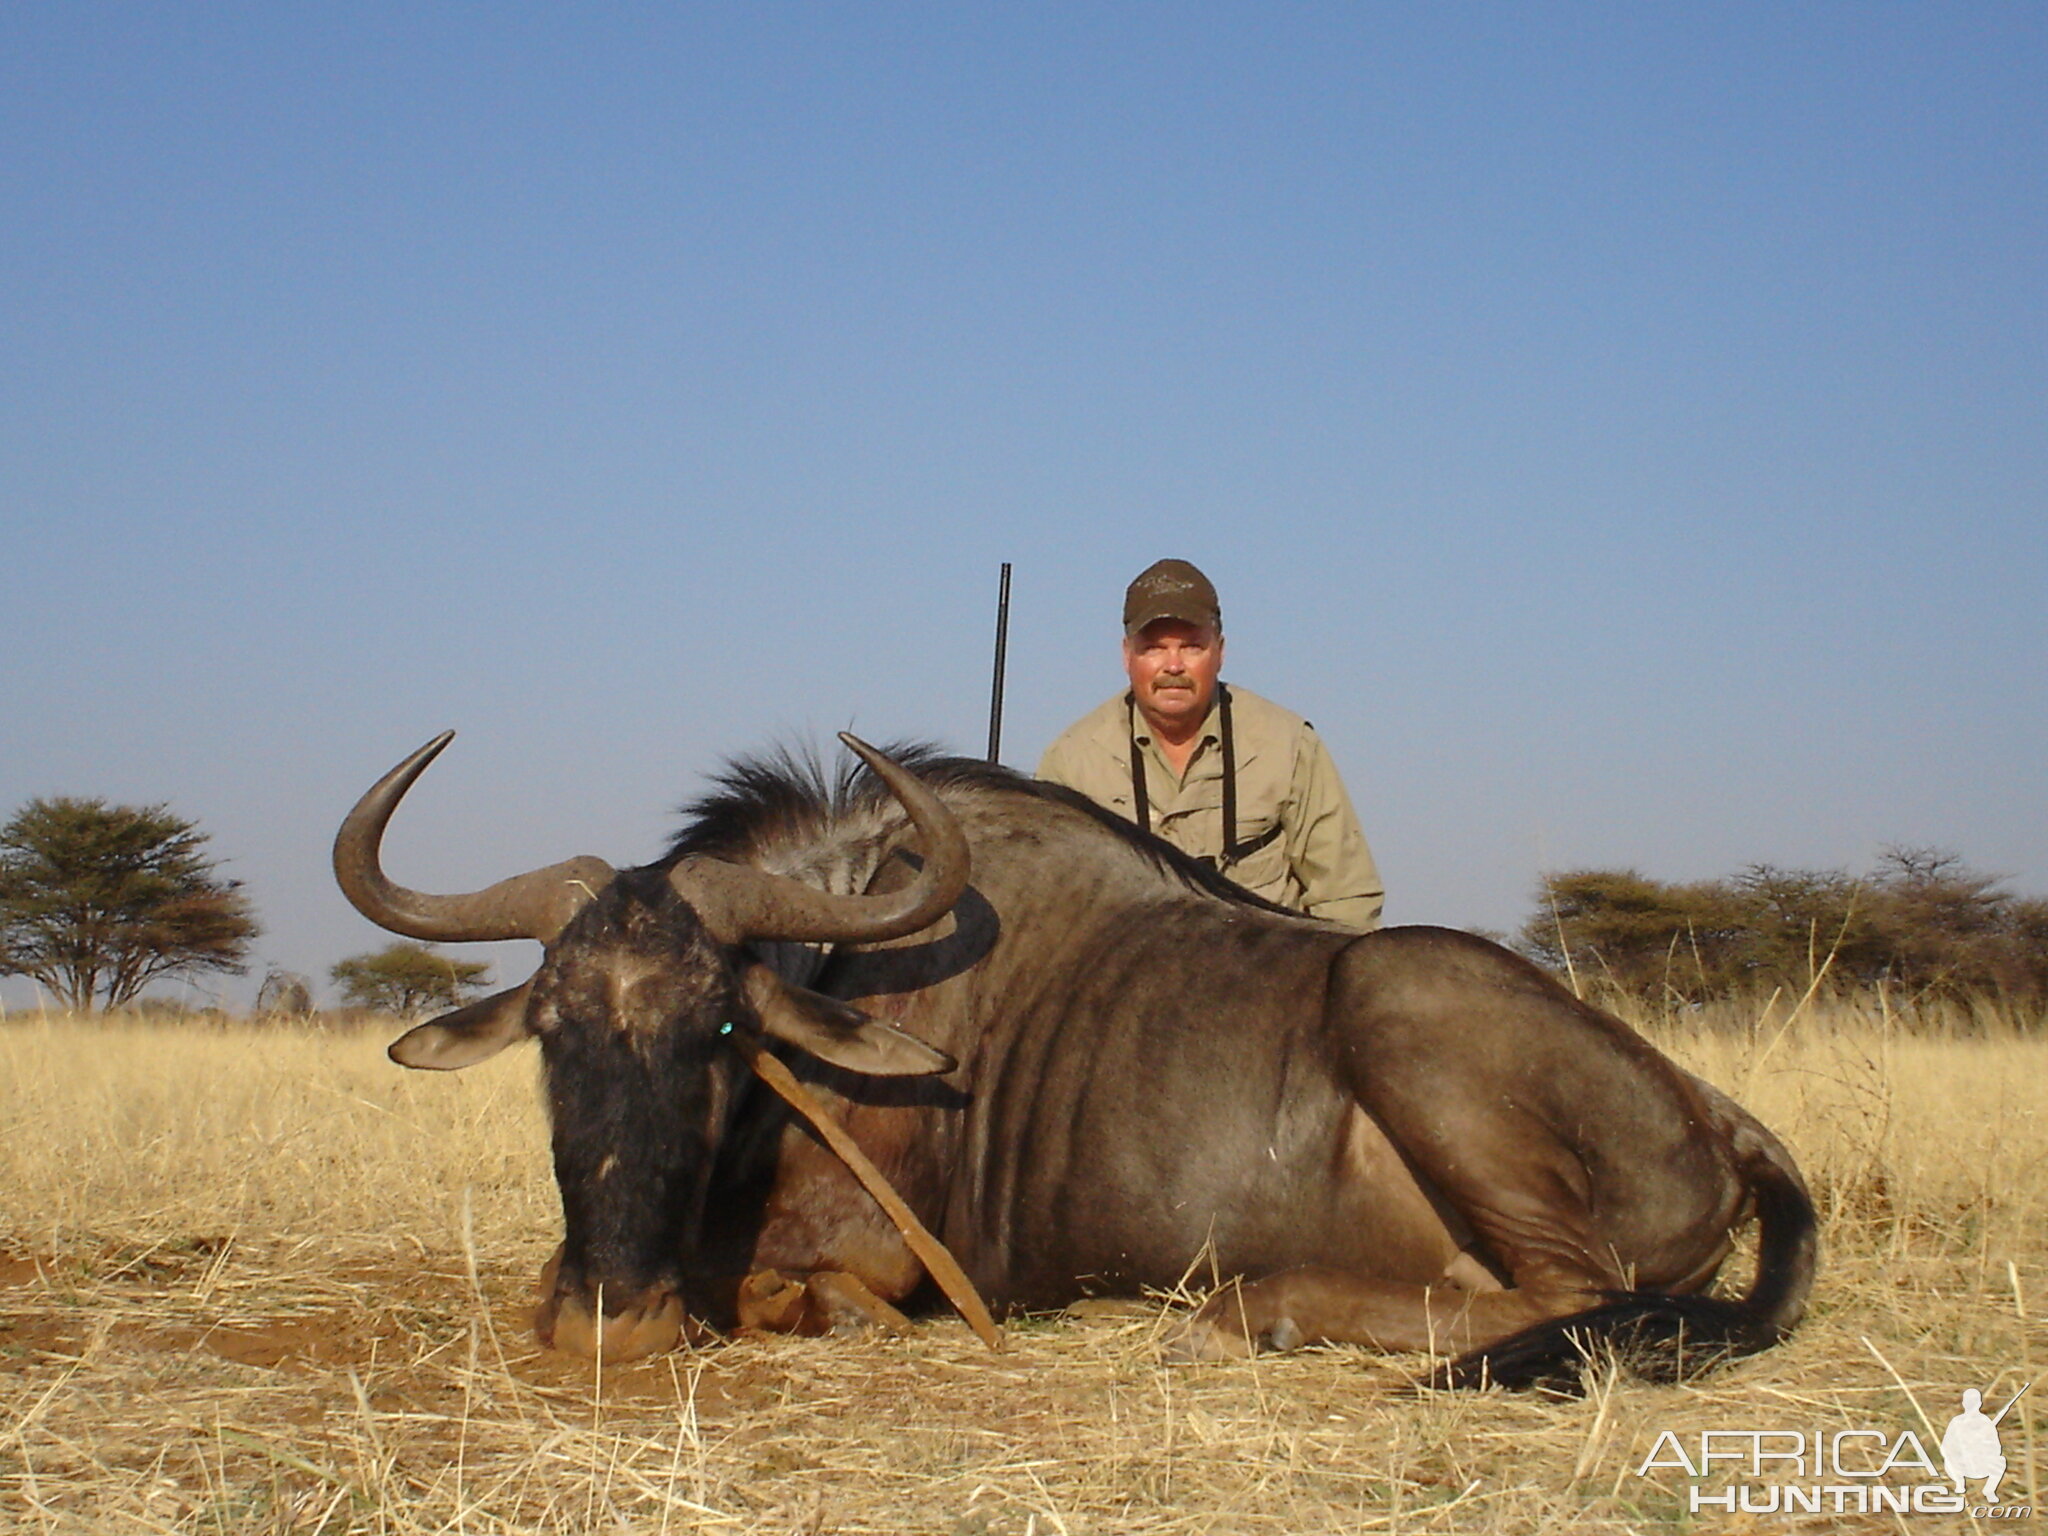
[1123, 619, 1224, 732]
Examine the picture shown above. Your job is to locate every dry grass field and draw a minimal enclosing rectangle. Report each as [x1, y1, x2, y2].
[3, 996, 2044, 1534]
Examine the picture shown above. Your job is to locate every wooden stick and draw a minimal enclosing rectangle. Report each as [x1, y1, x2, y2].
[735, 1036, 1004, 1351]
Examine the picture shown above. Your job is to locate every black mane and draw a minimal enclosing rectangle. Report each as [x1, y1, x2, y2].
[661, 741, 1290, 914]
[662, 740, 1000, 864]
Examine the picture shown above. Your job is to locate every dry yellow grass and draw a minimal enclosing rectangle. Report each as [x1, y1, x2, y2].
[2, 999, 2044, 1533]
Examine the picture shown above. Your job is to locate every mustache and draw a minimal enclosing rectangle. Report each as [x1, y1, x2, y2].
[1149, 676, 1196, 691]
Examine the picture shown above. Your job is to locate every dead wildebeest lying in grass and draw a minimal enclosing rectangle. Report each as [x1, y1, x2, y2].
[334, 732, 1816, 1389]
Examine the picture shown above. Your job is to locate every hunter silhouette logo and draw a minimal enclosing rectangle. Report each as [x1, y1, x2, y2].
[1636, 1379, 2036, 1518]
[1944, 1385, 2027, 1505]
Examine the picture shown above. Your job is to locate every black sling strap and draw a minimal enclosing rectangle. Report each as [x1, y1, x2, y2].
[1127, 691, 1151, 832]
[1219, 681, 1240, 862]
[1127, 683, 1281, 873]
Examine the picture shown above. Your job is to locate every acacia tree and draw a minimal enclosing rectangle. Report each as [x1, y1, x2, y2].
[330, 941, 492, 1015]
[1517, 868, 1748, 1001]
[0, 797, 260, 1010]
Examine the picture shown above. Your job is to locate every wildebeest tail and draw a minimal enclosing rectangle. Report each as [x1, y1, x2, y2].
[1724, 1115, 1819, 1338]
[1443, 1113, 1819, 1393]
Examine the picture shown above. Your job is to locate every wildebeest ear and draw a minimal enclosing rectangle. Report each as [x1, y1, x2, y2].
[742, 966, 954, 1077]
[389, 983, 535, 1071]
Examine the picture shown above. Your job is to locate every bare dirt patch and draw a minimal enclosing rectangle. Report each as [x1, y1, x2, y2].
[0, 1255, 50, 1289]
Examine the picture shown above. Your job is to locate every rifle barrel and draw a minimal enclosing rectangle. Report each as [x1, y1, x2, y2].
[1991, 1382, 2031, 1425]
[986, 562, 1012, 763]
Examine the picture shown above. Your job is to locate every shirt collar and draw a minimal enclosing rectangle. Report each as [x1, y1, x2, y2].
[1127, 689, 1224, 749]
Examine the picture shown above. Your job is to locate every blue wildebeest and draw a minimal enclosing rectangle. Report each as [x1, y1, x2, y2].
[334, 732, 1816, 1386]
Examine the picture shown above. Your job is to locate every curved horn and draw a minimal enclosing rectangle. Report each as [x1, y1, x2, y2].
[334, 732, 615, 944]
[672, 734, 970, 945]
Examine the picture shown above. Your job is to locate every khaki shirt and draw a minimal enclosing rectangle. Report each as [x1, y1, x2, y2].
[1036, 685, 1384, 929]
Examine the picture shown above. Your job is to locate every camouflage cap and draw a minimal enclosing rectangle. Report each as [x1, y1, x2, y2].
[1123, 558, 1221, 636]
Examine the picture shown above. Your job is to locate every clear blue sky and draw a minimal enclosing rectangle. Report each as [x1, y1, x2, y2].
[4, 3, 2043, 1006]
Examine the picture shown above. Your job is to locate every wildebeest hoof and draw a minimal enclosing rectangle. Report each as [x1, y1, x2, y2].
[1170, 1284, 1308, 1359]
[737, 1269, 912, 1338]
[735, 1269, 811, 1334]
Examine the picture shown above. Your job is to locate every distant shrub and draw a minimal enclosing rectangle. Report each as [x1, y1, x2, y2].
[1519, 847, 2048, 1013]
[254, 967, 315, 1017]
[329, 941, 492, 1016]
